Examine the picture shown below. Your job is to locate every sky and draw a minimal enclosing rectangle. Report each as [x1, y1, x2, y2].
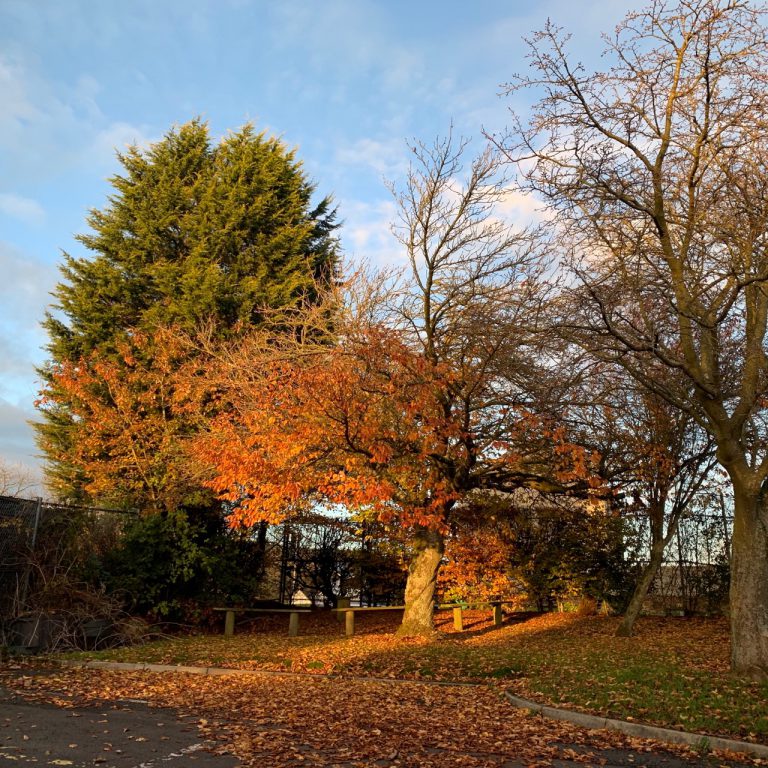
[0, 0, 638, 488]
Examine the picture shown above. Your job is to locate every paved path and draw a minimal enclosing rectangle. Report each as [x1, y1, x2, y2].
[0, 679, 239, 768]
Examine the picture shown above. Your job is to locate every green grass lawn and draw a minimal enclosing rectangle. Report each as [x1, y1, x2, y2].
[60, 611, 768, 744]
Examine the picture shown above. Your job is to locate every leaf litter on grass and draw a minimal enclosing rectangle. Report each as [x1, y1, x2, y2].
[60, 612, 768, 746]
[3, 666, 761, 768]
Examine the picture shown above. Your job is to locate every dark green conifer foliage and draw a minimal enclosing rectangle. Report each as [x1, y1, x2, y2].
[37, 119, 339, 503]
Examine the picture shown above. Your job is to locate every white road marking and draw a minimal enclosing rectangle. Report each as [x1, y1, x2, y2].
[134, 741, 206, 767]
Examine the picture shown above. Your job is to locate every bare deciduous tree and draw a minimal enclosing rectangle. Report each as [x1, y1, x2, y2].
[185, 135, 595, 637]
[499, 0, 768, 676]
[0, 459, 38, 498]
[383, 134, 553, 634]
[603, 381, 717, 636]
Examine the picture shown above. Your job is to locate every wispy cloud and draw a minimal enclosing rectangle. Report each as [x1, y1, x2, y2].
[92, 121, 157, 161]
[0, 241, 58, 471]
[0, 241, 57, 378]
[340, 198, 402, 269]
[0, 396, 42, 482]
[335, 138, 410, 179]
[496, 188, 553, 228]
[0, 193, 45, 225]
[0, 53, 153, 182]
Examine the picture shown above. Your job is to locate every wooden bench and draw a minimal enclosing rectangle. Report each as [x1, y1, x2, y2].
[213, 607, 311, 637]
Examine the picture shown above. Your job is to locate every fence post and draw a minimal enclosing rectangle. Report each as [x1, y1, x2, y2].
[288, 611, 299, 637]
[30, 497, 42, 550]
[336, 597, 350, 622]
[224, 610, 236, 637]
[345, 610, 355, 637]
[493, 603, 502, 627]
[453, 606, 463, 631]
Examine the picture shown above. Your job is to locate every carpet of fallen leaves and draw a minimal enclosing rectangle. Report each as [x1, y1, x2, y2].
[2, 666, 759, 767]
[60, 612, 768, 746]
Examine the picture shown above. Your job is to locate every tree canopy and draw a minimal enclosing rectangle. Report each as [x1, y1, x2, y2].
[36, 119, 339, 505]
[499, 0, 768, 676]
[180, 136, 600, 635]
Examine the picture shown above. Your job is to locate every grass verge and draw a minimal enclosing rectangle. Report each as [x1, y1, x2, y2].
[59, 612, 768, 744]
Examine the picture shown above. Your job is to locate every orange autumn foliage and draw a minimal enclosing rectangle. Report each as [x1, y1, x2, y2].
[187, 324, 462, 529]
[440, 523, 524, 604]
[183, 316, 602, 536]
[38, 329, 210, 512]
[39, 314, 603, 544]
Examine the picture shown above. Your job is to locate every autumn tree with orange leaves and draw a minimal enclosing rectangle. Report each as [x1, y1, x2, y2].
[37, 329, 206, 514]
[185, 135, 600, 636]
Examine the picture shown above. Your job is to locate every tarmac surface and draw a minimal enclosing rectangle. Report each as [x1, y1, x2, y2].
[0, 676, 239, 768]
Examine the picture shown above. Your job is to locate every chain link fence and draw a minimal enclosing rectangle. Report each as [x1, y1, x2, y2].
[0, 495, 135, 621]
[0, 495, 43, 617]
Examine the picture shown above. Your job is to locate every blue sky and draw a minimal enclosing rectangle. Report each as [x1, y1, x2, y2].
[0, 0, 636, 485]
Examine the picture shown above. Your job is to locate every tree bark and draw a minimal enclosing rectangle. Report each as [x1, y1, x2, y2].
[616, 540, 666, 637]
[396, 526, 444, 637]
[729, 484, 768, 680]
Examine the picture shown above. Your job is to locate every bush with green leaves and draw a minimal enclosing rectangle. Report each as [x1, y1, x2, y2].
[101, 509, 267, 621]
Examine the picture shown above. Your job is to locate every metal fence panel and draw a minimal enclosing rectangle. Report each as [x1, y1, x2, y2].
[0, 495, 134, 620]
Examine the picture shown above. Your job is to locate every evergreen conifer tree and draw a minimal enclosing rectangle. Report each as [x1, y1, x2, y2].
[36, 119, 339, 505]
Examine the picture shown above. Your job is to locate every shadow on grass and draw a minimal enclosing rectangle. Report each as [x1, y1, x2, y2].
[59, 612, 768, 742]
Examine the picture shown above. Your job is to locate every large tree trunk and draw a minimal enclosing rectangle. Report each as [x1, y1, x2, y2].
[397, 526, 444, 637]
[617, 539, 666, 637]
[729, 485, 768, 679]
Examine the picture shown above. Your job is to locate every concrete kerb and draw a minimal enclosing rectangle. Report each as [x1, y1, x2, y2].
[55, 660, 768, 760]
[505, 692, 768, 760]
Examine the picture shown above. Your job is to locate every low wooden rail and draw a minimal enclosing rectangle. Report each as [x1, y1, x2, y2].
[213, 607, 311, 637]
[331, 606, 405, 636]
[435, 601, 518, 631]
[332, 601, 523, 636]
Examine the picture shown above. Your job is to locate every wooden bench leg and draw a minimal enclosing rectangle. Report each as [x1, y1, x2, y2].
[453, 607, 464, 631]
[493, 604, 502, 627]
[345, 610, 355, 637]
[224, 610, 236, 637]
[288, 611, 299, 637]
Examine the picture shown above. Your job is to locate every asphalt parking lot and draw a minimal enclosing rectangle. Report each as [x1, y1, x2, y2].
[0, 678, 239, 768]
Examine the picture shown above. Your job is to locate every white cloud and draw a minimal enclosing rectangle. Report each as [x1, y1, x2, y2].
[267, 1, 437, 121]
[338, 182, 552, 273]
[0, 241, 58, 479]
[91, 121, 157, 166]
[335, 137, 410, 178]
[0, 240, 57, 397]
[496, 187, 553, 228]
[0, 53, 153, 182]
[340, 198, 402, 270]
[0, 193, 45, 225]
[0, 396, 43, 490]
